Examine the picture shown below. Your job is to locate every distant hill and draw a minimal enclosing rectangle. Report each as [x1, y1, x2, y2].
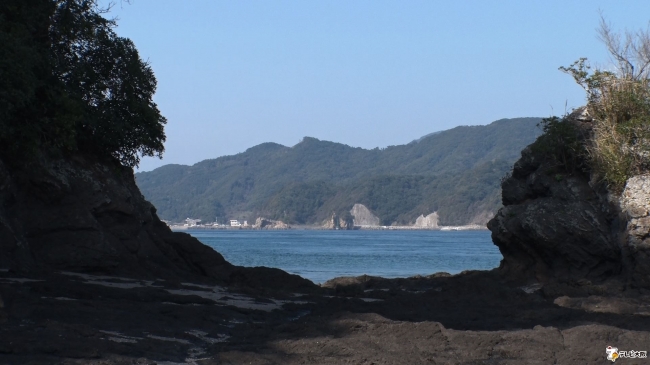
[135, 118, 543, 226]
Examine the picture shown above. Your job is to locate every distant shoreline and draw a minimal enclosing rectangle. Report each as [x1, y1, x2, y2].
[169, 224, 488, 231]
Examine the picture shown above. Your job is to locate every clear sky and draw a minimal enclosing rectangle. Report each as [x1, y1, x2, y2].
[100, 1, 650, 172]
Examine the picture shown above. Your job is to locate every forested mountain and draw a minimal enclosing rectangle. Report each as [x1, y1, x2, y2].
[135, 118, 543, 226]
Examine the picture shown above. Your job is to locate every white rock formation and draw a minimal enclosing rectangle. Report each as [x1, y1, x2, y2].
[350, 204, 380, 227]
[414, 212, 439, 228]
[323, 212, 353, 230]
[620, 174, 650, 246]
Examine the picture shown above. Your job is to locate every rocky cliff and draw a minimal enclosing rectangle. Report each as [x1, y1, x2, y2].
[0, 153, 313, 290]
[488, 113, 650, 289]
[322, 212, 354, 230]
[414, 212, 439, 228]
[350, 204, 380, 227]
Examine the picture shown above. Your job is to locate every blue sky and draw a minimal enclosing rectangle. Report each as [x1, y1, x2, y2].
[101, 1, 650, 171]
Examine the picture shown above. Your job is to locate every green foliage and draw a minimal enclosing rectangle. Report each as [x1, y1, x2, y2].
[0, 0, 165, 168]
[136, 119, 542, 225]
[559, 33, 650, 191]
[257, 159, 508, 226]
[353, 175, 428, 226]
[0, 0, 71, 159]
[263, 181, 335, 224]
[531, 116, 585, 173]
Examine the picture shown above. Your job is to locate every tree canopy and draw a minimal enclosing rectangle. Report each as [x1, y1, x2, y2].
[0, 0, 165, 168]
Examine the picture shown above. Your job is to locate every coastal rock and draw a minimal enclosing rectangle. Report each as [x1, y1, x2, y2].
[274, 220, 290, 229]
[488, 144, 623, 285]
[0, 153, 313, 289]
[323, 213, 337, 229]
[620, 175, 650, 288]
[350, 204, 380, 227]
[488, 112, 650, 289]
[323, 212, 354, 230]
[414, 212, 439, 228]
[0, 154, 234, 279]
[252, 217, 290, 230]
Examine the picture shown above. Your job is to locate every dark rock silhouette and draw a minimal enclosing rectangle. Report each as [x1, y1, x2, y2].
[2, 128, 650, 364]
[488, 111, 650, 289]
[0, 153, 313, 290]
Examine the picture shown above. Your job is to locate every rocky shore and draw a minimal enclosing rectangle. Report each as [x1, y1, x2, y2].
[2, 269, 650, 364]
[2, 110, 650, 363]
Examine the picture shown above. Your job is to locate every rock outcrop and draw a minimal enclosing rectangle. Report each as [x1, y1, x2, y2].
[619, 175, 650, 288]
[488, 144, 622, 285]
[0, 154, 224, 279]
[0, 153, 313, 289]
[414, 212, 439, 228]
[323, 212, 353, 230]
[488, 113, 650, 289]
[252, 217, 290, 230]
[350, 204, 380, 227]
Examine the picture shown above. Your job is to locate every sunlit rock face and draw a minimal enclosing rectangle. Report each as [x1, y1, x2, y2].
[488, 119, 650, 289]
[323, 212, 353, 230]
[414, 212, 439, 228]
[620, 175, 650, 288]
[350, 204, 380, 227]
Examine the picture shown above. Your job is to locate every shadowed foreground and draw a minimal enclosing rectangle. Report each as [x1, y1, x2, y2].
[2, 269, 649, 364]
[1, 119, 649, 363]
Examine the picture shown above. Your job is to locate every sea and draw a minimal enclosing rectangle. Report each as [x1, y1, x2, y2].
[184, 229, 502, 284]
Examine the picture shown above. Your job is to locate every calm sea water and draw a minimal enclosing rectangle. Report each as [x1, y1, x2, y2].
[185, 229, 502, 284]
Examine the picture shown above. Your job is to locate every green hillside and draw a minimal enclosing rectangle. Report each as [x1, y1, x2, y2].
[135, 117, 542, 226]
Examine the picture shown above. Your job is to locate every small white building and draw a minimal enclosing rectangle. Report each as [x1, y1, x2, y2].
[230, 220, 241, 227]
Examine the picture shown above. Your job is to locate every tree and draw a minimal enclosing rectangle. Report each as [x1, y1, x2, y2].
[0, 0, 63, 158]
[597, 16, 650, 81]
[0, 0, 166, 168]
